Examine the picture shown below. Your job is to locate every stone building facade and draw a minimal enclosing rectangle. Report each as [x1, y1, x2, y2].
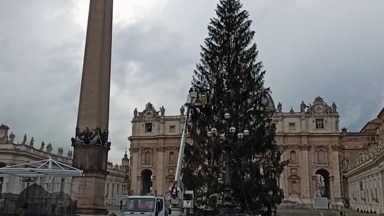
[129, 103, 185, 196]
[275, 97, 343, 204]
[105, 152, 130, 207]
[0, 124, 129, 211]
[343, 108, 384, 213]
[129, 97, 384, 209]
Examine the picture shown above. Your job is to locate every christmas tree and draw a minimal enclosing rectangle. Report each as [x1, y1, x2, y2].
[183, 0, 286, 214]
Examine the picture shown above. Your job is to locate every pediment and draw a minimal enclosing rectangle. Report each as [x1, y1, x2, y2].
[306, 96, 335, 114]
[138, 102, 160, 119]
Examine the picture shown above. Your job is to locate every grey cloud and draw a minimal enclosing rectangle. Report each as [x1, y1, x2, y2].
[108, 21, 195, 153]
[251, 0, 384, 131]
[0, 0, 84, 153]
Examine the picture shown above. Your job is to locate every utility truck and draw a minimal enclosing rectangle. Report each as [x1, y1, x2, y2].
[119, 195, 169, 216]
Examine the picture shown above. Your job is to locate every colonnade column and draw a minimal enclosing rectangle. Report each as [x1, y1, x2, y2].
[300, 143, 311, 203]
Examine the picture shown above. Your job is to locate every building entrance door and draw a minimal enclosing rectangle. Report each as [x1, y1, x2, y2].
[141, 169, 152, 195]
[315, 169, 330, 198]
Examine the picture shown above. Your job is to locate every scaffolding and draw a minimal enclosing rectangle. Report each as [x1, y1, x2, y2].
[0, 157, 83, 215]
[0, 157, 83, 178]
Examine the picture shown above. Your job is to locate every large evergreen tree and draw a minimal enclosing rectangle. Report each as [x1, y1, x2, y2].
[183, 0, 286, 214]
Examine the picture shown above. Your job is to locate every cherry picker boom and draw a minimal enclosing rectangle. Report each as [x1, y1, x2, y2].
[169, 89, 208, 216]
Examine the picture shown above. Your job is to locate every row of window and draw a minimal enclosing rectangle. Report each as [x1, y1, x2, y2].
[352, 178, 381, 203]
[145, 119, 326, 133]
[142, 151, 176, 165]
[287, 119, 325, 130]
[289, 149, 327, 164]
[144, 123, 177, 133]
[106, 182, 127, 199]
[146, 121, 326, 132]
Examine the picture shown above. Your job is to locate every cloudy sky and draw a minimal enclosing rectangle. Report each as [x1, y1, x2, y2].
[1, 0, 383, 164]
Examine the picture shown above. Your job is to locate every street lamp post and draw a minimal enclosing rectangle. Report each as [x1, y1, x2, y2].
[208, 113, 250, 216]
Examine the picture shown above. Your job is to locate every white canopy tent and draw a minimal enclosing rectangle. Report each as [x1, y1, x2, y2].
[0, 157, 83, 178]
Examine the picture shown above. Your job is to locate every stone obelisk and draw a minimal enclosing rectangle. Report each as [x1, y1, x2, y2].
[70, 0, 113, 215]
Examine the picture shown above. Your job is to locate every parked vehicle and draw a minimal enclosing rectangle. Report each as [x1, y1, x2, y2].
[119, 195, 170, 216]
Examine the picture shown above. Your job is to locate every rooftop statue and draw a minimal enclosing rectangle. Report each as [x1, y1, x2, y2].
[30, 137, 34, 146]
[277, 103, 282, 112]
[160, 106, 165, 117]
[332, 102, 337, 112]
[300, 101, 306, 112]
[46, 143, 53, 153]
[22, 134, 27, 145]
[9, 132, 15, 143]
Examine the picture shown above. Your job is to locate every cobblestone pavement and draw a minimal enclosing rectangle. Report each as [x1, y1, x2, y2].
[278, 208, 378, 216]
[109, 208, 375, 216]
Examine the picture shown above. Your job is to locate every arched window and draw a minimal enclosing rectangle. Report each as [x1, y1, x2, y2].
[290, 150, 297, 163]
[0, 162, 5, 194]
[106, 183, 109, 197]
[143, 151, 152, 165]
[345, 159, 350, 168]
[317, 149, 326, 164]
[169, 152, 175, 164]
[0, 177, 3, 194]
[112, 183, 115, 198]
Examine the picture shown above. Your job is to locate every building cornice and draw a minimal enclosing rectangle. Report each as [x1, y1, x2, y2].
[276, 132, 341, 137]
[345, 151, 384, 178]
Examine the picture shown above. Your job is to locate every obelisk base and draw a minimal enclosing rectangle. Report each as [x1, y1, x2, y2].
[71, 174, 109, 215]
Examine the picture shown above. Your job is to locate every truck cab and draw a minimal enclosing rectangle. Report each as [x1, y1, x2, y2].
[120, 195, 169, 216]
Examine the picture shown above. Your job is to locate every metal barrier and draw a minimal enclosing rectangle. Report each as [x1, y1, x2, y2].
[0, 183, 76, 216]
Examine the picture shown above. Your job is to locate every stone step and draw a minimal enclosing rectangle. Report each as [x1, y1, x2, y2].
[277, 208, 339, 216]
